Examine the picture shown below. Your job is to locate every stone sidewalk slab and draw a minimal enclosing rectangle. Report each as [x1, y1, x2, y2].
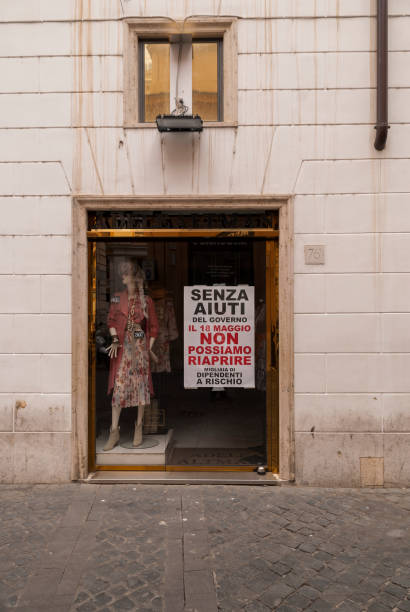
[0, 484, 409, 611]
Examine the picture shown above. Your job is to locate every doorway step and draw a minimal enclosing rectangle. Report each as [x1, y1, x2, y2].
[85, 471, 282, 485]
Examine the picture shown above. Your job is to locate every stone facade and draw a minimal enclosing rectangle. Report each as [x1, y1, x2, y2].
[0, 0, 409, 485]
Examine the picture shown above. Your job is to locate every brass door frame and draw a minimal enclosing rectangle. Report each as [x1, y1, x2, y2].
[87, 226, 279, 473]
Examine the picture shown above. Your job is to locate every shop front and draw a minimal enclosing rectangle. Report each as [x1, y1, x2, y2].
[72, 198, 293, 481]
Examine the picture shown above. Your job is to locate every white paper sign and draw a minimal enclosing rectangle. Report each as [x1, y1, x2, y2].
[184, 285, 255, 388]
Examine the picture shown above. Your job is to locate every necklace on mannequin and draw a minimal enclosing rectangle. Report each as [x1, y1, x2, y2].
[127, 295, 140, 333]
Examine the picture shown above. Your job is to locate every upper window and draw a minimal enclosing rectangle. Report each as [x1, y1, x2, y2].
[140, 41, 170, 122]
[192, 40, 222, 121]
[124, 18, 237, 127]
[139, 39, 223, 122]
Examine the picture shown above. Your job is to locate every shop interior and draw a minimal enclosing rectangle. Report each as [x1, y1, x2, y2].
[93, 238, 268, 468]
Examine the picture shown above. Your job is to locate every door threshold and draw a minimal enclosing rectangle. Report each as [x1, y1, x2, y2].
[84, 470, 282, 485]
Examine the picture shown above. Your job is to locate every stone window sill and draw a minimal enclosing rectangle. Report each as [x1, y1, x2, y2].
[125, 121, 238, 129]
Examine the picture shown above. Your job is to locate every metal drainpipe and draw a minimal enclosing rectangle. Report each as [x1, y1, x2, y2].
[374, 0, 389, 150]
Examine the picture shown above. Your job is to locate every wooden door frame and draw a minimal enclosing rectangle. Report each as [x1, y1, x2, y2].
[72, 195, 294, 480]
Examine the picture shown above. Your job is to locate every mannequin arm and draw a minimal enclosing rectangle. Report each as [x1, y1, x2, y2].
[149, 336, 158, 364]
[107, 327, 120, 359]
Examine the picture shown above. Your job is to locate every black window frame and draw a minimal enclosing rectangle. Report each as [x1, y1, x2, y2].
[192, 38, 223, 122]
[138, 38, 223, 123]
[138, 38, 170, 123]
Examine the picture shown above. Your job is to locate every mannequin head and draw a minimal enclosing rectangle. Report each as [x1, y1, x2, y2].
[119, 259, 144, 286]
[119, 259, 147, 315]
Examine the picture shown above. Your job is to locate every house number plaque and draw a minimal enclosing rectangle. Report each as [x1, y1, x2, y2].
[304, 245, 325, 265]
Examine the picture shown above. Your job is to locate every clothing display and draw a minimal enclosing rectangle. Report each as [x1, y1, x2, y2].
[107, 290, 159, 407]
[93, 236, 269, 469]
[151, 295, 178, 373]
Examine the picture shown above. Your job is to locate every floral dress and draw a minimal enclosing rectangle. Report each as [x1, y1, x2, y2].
[112, 295, 151, 409]
[150, 297, 178, 373]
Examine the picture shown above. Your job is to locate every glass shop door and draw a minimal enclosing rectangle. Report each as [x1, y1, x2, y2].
[166, 238, 270, 470]
[88, 214, 278, 473]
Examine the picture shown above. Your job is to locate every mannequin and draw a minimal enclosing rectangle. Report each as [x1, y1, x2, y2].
[103, 259, 159, 451]
[145, 286, 178, 434]
[150, 286, 178, 374]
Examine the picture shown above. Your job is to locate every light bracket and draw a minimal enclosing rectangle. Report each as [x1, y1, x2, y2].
[156, 114, 203, 133]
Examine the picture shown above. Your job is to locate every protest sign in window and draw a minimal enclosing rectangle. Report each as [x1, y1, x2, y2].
[184, 285, 255, 388]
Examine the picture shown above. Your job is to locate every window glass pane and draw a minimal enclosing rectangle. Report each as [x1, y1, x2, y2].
[91, 235, 268, 469]
[192, 41, 219, 121]
[144, 43, 170, 122]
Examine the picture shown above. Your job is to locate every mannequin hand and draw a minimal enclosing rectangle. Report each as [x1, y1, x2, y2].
[150, 349, 159, 364]
[107, 337, 121, 359]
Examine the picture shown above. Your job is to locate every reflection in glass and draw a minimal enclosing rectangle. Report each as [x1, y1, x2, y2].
[92, 236, 268, 468]
[192, 42, 219, 121]
[144, 43, 170, 122]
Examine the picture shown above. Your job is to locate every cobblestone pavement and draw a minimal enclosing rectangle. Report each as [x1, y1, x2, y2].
[0, 485, 409, 612]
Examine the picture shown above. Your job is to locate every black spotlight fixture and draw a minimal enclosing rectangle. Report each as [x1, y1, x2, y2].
[156, 114, 203, 133]
[156, 97, 203, 133]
